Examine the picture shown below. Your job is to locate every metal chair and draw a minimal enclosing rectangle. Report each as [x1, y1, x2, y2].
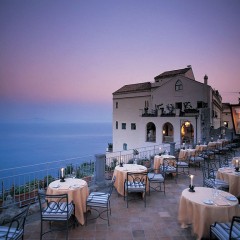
[161, 158, 178, 182]
[210, 216, 240, 240]
[189, 150, 205, 170]
[124, 172, 148, 208]
[0, 204, 29, 240]
[201, 166, 229, 191]
[38, 193, 76, 240]
[147, 168, 165, 195]
[86, 176, 116, 226]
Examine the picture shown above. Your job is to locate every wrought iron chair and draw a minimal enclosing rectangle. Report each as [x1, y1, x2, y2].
[38, 193, 76, 240]
[160, 158, 178, 182]
[147, 168, 165, 195]
[124, 172, 148, 208]
[201, 166, 229, 191]
[86, 176, 116, 226]
[210, 216, 240, 240]
[0, 204, 29, 240]
[175, 151, 190, 176]
[189, 150, 205, 170]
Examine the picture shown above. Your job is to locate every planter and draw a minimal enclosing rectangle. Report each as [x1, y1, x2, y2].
[14, 189, 38, 207]
[82, 176, 92, 185]
[142, 160, 151, 168]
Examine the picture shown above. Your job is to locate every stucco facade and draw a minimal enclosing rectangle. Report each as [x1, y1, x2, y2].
[112, 66, 223, 152]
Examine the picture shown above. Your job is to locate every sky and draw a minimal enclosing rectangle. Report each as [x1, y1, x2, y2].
[0, 0, 240, 123]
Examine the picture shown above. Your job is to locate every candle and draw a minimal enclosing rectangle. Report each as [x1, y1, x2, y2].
[61, 168, 64, 178]
[190, 175, 194, 186]
[236, 160, 239, 167]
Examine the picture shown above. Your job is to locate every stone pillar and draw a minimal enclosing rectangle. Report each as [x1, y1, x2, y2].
[94, 154, 106, 187]
[170, 142, 176, 155]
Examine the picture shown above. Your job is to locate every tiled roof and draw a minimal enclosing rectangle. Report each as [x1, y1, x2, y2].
[113, 82, 151, 94]
[154, 67, 191, 80]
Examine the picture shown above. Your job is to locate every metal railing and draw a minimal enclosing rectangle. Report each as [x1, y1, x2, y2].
[0, 155, 95, 209]
[0, 142, 182, 211]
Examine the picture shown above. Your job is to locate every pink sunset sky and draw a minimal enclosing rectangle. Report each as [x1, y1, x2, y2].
[0, 0, 239, 122]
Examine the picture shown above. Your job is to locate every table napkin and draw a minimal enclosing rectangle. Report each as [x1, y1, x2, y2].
[214, 199, 230, 206]
[58, 185, 70, 190]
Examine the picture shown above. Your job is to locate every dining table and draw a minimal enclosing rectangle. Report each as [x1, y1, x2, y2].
[195, 144, 207, 152]
[153, 154, 176, 170]
[47, 178, 89, 225]
[113, 164, 148, 196]
[178, 149, 196, 160]
[178, 187, 239, 240]
[217, 167, 240, 197]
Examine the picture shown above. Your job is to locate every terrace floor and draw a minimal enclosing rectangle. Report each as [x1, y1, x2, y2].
[21, 150, 240, 239]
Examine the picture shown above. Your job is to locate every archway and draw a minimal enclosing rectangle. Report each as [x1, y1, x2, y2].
[162, 122, 174, 143]
[181, 121, 194, 144]
[146, 122, 156, 142]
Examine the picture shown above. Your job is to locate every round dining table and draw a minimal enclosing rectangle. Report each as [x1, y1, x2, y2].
[178, 187, 239, 240]
[153, 154, 176, 170]
[217, 167, 240, 197]
[47, 178, 89, 225]
[178, 149, 196, 160]
[113, 164, 148, 196]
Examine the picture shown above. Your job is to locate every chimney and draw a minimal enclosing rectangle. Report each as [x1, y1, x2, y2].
[204, 75, 208, 85]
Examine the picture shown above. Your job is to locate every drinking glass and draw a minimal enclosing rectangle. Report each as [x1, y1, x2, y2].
[72, 169, 76, 179]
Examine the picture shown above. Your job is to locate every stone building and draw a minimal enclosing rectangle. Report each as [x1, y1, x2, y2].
[112, 66, 223, 152]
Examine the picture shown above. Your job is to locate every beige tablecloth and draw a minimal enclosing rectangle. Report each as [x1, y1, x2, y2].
[178, 187, 239, 240]
[217, 167, 240, 197]
[178, 149, 196, 160]
[207, 141, 222, 149]
[47, 178, 89, 225]
[113, 164, 147, 196]
[153, 155, 176, 170]
[195, 145, 207, 151]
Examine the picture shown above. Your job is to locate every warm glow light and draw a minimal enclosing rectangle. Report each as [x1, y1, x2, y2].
[185, 121, 190, 127]
[162, 130, 166, 134]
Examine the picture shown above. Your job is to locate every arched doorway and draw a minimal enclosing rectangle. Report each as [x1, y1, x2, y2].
[181, 121, 194, 144]
[162, 122, 174, 143]
[146, 122, 156, 142]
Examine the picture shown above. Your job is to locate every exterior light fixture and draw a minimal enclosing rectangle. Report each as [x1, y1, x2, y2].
[184, 121, 190, 127]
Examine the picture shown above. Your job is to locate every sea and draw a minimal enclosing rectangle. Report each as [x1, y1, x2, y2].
[0, 122, 112, 172]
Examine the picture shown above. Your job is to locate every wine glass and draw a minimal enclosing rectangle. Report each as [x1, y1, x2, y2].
[72, 169, 76, 179]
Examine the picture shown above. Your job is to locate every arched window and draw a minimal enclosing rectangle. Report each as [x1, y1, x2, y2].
[146, 122, 156, 142]
[175, 80, 183, 91]
[162, 122, 174, 143]
[181, 121, 194, 144]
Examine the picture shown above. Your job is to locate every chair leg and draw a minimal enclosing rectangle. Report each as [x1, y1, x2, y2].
[40, 220, 43, 240]
[66, 220, 68, 240]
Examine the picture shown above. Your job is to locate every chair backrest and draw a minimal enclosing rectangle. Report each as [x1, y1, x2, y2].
[38, 193, 70, 218]
[3, 204, 30, 239]
[126, 172, 148, 185]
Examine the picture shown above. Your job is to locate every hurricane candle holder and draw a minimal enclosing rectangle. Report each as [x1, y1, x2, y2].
[189, 175, 195, 192]
[189, 185, 195, 192]
[235, 160, 239, 172]
[60, 168, 65, 182]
